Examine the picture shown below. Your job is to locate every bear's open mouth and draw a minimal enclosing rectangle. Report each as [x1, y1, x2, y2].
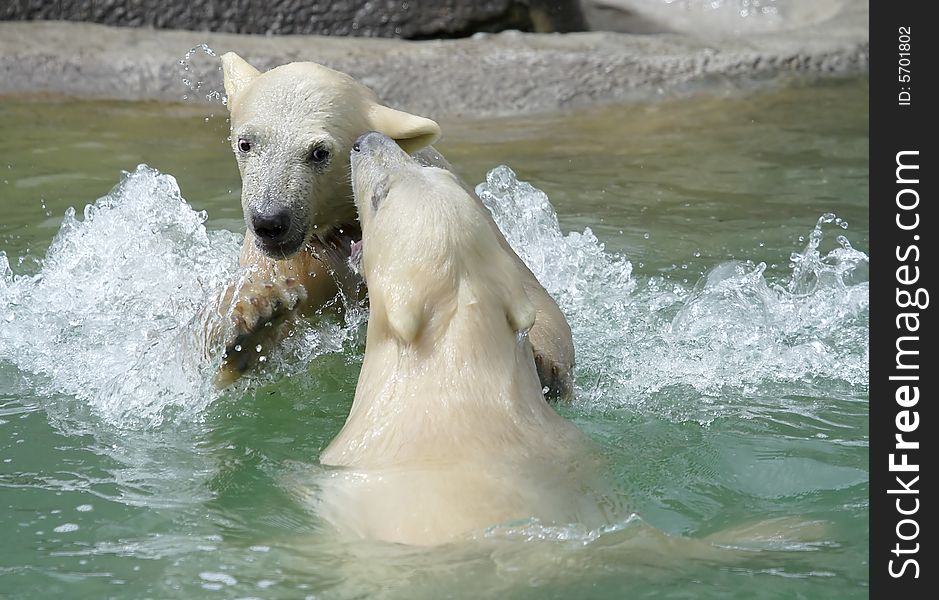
[306, 224, 365, 301]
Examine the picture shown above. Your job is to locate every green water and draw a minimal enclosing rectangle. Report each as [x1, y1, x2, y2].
[1, 79, 868, 598]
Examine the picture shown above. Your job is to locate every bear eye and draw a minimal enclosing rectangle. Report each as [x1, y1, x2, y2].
[237, 138, 252, 153]
[310, 146, 330, 164]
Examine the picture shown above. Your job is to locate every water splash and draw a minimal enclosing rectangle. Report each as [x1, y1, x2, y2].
[0, 165, 371, 427]
[0, 166, 238, 424]
[1, 164, 867, 428]
[179, 43, 227, 105]
[477, 166, 868, 421]
[788, 212, 867, 295]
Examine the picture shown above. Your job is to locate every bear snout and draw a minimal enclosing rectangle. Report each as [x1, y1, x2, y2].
[352, 131, 395, 156]
[249, 206, 307, 258]
[251, 208, 292, 244]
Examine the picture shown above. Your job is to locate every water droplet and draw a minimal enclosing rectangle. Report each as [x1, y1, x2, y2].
[179, 43, 225, 104]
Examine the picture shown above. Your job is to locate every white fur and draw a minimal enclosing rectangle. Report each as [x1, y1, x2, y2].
[211, 54, 442, 384]
[317, 136, 610, 545]
[222, 52, 440, 239]
[215, 54, 574, 399]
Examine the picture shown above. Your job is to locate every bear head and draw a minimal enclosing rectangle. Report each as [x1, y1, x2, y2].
[350, 131, 535, 346]
[221, 53, 440, 259]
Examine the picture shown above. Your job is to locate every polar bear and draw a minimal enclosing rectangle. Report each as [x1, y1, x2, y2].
[313, 132, 612, 545]
[212, 54, 575, 399]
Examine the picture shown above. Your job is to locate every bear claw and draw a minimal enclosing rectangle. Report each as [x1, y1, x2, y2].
[216, 276, 308, 387]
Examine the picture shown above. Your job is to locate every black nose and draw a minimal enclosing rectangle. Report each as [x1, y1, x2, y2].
[352, 131, 387, 154]
[251, 210, 291, 243]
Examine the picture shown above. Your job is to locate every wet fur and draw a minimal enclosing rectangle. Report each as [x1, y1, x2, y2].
[316, 133, 609, 545]
[211, 54, 575, 399]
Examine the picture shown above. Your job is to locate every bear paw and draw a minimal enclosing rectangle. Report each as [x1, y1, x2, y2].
[216, 277, 308, 387]
[534, 352, 575, 403]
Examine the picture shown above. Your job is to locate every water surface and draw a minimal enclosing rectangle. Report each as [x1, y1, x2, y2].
[0, 78, 868, 598]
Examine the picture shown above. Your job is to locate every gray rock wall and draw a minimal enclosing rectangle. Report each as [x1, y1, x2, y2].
[0, 3, 869, 119]
[0, 0, 587, 38]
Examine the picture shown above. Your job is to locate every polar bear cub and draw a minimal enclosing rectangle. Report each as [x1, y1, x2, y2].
[315, 132, 611, 546]
[212, 53, 575, 400]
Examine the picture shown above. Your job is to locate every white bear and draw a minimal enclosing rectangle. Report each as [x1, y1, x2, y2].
[314, 132, 612, 545]
[212, 54, 575, 399]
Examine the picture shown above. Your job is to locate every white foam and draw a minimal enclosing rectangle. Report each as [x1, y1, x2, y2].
[0, 165, 241, 425]
[477, 167, 868, 421]
[1, 164, 868, 429]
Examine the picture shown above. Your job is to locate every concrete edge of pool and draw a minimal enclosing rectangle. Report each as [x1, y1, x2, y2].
[0, 4, 868, 118]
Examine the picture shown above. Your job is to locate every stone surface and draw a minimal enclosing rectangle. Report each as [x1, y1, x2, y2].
[580, 0, 852, 36]
[0, 0, 586, 38]
[0, 0, 867, 119]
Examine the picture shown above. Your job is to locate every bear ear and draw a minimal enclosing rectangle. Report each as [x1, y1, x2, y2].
[367, 104, 440, 154]
[486, 251, 536, 334]
[221, 52, 261, 107]
[386, 296, 424, 345]
[506, 293, 536, 335]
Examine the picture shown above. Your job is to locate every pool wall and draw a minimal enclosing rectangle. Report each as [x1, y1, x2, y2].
[0, 0, 588, 38]
[0, 2, 867, 119]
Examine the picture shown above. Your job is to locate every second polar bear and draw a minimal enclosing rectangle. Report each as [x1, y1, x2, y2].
[314, 132, 613, 545]
[212, 53, 575, 398]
